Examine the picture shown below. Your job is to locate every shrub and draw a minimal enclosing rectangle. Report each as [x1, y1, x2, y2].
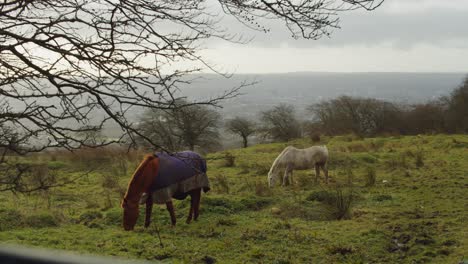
[23, 213, 59, 228]
[0, 209, 24, 231]
[414, 148, 425, 168]
[102, 208, 122, 226]
[252, 162, 270, 176]
[345, 167, 354, 186]
[275, 201, 324, 221]
[254, 181, 271, 196]
[385, 153, 409, 170]
[365, 166, 377, 187]
[346, 143, 368, 152]
[216, 218, 237, 226]
[47, 161, 67, 170]
[328, 244, 354, 255]
[222, 152, 235, 167]
[373, 194, 393, 202]
[239, 196, 273, 211]
[213, 174, 230, 194]
[310, 133, 321, 143]
[330, 188, 354, 220]
[78, 210, 103, 225]
[306, 190, 336, 203]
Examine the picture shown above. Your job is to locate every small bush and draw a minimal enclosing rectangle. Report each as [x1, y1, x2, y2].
[275, 202, 323, 221]
[202, 197, 244, 214]
[102, 208, 122, 226]
[241, 229, 267, 241]
[28, 164, 57, 189]
[252, 162, 270, 176]
[306, 190, 336, 203]
[222, 152, 235, 167]
[385, 154, 409, 170]
[23, 213, 59, 228]
[0, 209, 24, 231]
[216, 218, 236, 226]
[325, 187, 354, 220]
[47, 161, 67, 170]
[213, 174, 229, 194]
[310, 133, 321, 143]
[415, 148, 425, 168]
[373, 194, 393, 202]
[101, 173, 120, 190]
[328, 244, 354, 255]
[345, 167, 354, 186]
[346, 143, 368, 152]
[239, 196, 273, 211]
[78, 210, 103, 225]
[356, 153, 378, 164]
[365, 166, 377, 187]
[369, 139, 385, 151]
[254, 181, 271, 196]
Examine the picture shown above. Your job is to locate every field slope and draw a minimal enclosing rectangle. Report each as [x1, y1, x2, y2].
[0, 135, 467, 263]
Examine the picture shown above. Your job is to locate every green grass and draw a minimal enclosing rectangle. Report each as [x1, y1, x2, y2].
[0, 134, 467, 263]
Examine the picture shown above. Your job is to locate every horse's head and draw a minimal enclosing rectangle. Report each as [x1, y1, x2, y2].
[121, 198, 139, 231]
[268, 171, 278, 188]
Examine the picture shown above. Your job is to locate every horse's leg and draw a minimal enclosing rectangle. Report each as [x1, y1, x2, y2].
[314, 164, 320, 184]
[186, 190, 195, 224]
[283, 165, 290, 186]
[193, 188, 202, 221]
[144, 193, 153, 228]
[166, 200, 176, 226]
[321, 163, 329, 184]
[289, 169, 294, 185]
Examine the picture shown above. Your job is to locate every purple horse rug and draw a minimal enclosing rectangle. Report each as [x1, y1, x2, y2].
[140, 151, 210, 204]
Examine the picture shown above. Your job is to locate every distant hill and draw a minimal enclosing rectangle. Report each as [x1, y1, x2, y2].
[176, 72, 466, 119]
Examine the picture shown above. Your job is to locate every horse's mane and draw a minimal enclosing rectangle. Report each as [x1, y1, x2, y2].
[268, 146, 293, 177]
[122, 155, 156, 206]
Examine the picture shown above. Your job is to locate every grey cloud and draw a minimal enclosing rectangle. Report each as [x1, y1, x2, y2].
[209, 3, 468, 49]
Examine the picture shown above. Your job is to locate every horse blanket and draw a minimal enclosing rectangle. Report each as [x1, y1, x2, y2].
[140, 151, 210, 204]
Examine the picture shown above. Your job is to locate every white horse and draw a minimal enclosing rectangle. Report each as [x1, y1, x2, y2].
[268, 145, 329, 187]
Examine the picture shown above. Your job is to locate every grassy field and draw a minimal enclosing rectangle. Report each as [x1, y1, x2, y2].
[0, 135, 467, 263]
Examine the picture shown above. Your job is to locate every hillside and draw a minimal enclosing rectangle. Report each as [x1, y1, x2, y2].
[0, 134, 467, 263]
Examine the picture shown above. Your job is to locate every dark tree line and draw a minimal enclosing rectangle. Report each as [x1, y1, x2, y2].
[309, 76, 468, 137]
[136, 75, 468, 152]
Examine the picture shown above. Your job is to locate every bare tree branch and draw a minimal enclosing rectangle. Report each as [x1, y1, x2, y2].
[1, 0, 383, 192]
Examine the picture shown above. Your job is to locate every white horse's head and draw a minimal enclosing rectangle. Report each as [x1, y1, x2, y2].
[267, 170, 279, 188]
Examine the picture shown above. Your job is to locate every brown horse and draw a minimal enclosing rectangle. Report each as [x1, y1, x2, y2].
[121, 152, 209, 231]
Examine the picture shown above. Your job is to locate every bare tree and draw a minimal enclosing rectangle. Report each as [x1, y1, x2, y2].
[309, 96, 403, 137]
[138, 100, 222, 152]
[1, 0, 384, 192]
[446, 75, 468, 133]
[260, 104, 301, 141]
[226, 116, 256, 148]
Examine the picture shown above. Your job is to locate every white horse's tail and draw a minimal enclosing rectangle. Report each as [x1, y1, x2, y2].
[322, 145, 329, 157]
[268, 146, 292, 177]
[319, 145, 329, 166]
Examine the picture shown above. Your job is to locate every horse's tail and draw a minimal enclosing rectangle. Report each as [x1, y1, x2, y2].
[201, 157, 207, 174]
[268, 146, 292, 176]
[122, 155, 157, 207]
[321, 145, 329, 164]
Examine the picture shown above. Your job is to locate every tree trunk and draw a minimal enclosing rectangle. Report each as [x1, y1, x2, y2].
[242, 136, 248, 148]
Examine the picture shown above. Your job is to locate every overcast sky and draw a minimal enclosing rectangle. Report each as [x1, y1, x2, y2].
[200, 0, 468, 73]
